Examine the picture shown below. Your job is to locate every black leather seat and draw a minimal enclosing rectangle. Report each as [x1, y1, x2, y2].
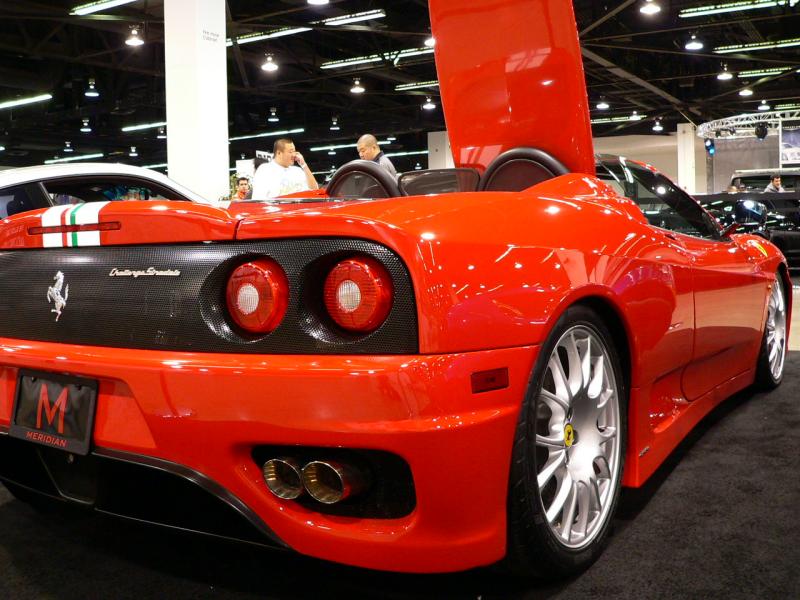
[479, 147, 569, 192]
[326, 160, 401, 199]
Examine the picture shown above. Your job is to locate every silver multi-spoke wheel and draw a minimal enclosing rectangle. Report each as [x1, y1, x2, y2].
[765, 278, 787, 381]
[535, 325, 621, 549]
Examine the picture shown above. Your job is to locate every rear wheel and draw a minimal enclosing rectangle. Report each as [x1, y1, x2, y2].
[505, 305, 626, 577]
[755, 275, 787, 389]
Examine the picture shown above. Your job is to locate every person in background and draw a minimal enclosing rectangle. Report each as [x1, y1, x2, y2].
[764, 175, 785, 193]
[251, 138, 318, 198]
[235, 177, 252, 200]
[357, 134, 397, 178]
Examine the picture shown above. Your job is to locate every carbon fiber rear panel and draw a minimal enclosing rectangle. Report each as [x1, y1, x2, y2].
[0, 238, 418, 354]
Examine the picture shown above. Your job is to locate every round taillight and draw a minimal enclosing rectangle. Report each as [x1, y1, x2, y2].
[226, 259, 289, 334]
[323, 257, 393, 333]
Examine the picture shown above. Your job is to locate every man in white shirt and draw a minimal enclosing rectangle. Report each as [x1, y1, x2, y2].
[251, 138, 319, 199]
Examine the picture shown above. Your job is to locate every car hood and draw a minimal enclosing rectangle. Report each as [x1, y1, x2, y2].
[429, 0, 594, 175]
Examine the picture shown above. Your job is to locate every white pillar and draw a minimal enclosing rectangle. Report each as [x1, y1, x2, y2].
[676, 123, 696, 195]
[164, 0, 229, 201]
[427, 131, 454, 169]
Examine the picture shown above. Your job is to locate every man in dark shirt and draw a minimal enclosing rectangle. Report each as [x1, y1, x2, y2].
[357, 134, 397, 177]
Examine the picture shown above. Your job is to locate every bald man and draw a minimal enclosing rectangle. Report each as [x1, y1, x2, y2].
[356, 134, 397, 178]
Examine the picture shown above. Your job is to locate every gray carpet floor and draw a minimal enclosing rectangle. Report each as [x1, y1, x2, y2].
[1, 354, 798, 600]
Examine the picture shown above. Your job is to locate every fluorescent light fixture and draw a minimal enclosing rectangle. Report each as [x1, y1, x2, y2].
[85, 79, 99, 98]
[310, 141, 389, 152]
[157, 127, 166, 139]
[0, 93, 52, 110]
[775, 102, 800, 110]
[386, 136, 396, 141]
[226, 27, 312, 47]
[121, 120, 167, 132]
[129, 146, 138, 157]
[591, 115, 648, 124]
[680, 1, 789, 18]
[142, 163, 168, 169]
[715, 37, 800, 53]
[321, 47, 434, 70]
[323, 10, 386, 26]
[70, 0, 137, 16]
[268, 107, 279, 123]
[229, 127, 305, 142]
[717, 64, 734, 80]
[738, 67, 790, 78]
[395, 80, 439, 91]
[739, 87, 754, 96]
[414, 163, 422, 170]
[45, 153, 104, 164]
[422, 97, 436, 110]
[596, 99, 610, 110]
[63, 141, 74, 153]
[328, 150, 336, 155]
[126, 26, 144, 47]
[330, 116, 340, 131]
[630, 111, 643, 121]
[640, 0, 661, 14]
[80, 118, 92, 133]
[652, 120, 664, 132]
[758, 99, 771, 110]
[385, 150, 429, 158]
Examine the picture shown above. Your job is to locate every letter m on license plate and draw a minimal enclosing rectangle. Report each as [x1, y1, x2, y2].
[10, 370, 98, 456]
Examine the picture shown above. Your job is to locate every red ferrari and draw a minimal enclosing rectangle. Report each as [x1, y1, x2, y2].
[0, 0, 790, 577]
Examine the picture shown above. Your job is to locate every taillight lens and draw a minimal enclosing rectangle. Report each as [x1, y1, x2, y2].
[226, 259, 289, 334]
[323, 257, 393, 333]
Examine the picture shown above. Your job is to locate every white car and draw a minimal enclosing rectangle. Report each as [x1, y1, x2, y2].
[0, 163, 213, 218]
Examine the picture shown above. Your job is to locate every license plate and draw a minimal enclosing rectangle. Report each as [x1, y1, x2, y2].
[9, 370, 98, 456]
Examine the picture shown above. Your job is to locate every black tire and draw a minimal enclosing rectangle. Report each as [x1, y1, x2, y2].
[504, 304, 627, 578]
[754, 274, 788, 390]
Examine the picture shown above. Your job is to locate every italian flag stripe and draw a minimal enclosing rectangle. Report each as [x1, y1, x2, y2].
[40, 202, 110, 248]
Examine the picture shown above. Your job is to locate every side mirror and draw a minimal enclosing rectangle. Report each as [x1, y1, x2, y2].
[733, 199, 768, 226]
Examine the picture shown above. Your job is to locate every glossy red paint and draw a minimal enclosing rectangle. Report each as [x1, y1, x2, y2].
[429, 0, 595, 174]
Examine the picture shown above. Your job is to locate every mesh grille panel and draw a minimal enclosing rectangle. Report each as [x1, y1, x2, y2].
[0, 239, 417, 354]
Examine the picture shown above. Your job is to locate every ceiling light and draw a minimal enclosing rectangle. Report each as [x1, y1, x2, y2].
[717, 64, 733, 80]
[739, 87, 754, 96]
[422, 97, 436, 110]
[307, 0, 329, 5]
[126, 26, 144, 47]
[84, 78, 99, 98]
[596, 98, 610, 110]
[0, 146, 4, 152]
[44, 152, 104, 164]
[323, 10, 386, 26]
[321, 47, 434, 70]
[327, 150, 336, 155]
[758, 99, 771, 111]
[395, 80, 439, 92]
[640, 0, 661, 15]
[70, 0, 137, 16]
[680, 1, 790, 18]
[63, 141, 74, 153]
[414, 162, 422, 170]
[630, 111, 643, 121]
[129, 146, 138, 157]
[330, 116, 340, 131]
[80, 118, 92, 133]
[157, 127, 167, 139]
[261, 54, 279, 72]
[350, 78, 365, 94]
[685, 34, 704, 51]
[384, 150, 429, 158]
[227, 27, 312, 46]
[591, 115, 645, 124]
[652, 120, 664, 132]
[387, 136, 397, 141]
[0, 93, 53, 110]
[142, 163, 168, 169]
[228, 127, 305, 142]
[738, 67, 790, 78]
[268, 107, 279, 123]
[121, 121, 167, 132]
[424, 36, 436, 47]
[715, 37, 800, 54]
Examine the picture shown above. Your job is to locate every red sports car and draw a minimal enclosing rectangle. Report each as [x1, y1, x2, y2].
[0, 0, 789, 577]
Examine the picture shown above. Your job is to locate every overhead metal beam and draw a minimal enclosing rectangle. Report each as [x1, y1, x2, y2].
[579, 0, 637, 38]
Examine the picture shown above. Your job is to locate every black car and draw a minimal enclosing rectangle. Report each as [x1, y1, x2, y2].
[698, 192, 800, 268]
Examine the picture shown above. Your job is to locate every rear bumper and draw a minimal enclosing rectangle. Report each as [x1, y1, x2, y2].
[0, 338, 538, 573]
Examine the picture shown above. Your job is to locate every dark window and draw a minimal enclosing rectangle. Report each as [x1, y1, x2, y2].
[0, 184, 49, 217]
[602, 159, 719, 239]
[41, 177, 190, 205]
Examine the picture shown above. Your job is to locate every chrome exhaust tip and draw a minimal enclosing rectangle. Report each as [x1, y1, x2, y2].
[262, 457, 304, 500]
[302, 460, 367, 504]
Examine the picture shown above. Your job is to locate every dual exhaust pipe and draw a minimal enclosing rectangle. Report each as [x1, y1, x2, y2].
[262, 457, 368, 504]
